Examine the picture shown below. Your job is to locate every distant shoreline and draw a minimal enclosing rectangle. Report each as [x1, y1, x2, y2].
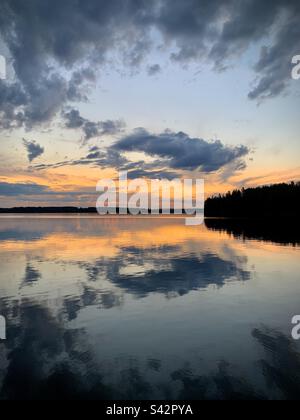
[0, 207, 202, 215]
[0, 209, 298, 222]
[0, 207, 99, 214]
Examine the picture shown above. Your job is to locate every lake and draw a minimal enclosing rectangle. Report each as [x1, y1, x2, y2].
[0, 215, 299, 400]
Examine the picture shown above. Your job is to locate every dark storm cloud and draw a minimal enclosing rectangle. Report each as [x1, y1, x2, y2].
[248, 10, 300, 100]
[120, 158, 180, 179]
[23, 139, 44, 162]
[33, 147, 178, 179]
[63, 109, 125, 141]
[33, 127, 249, 178]
[113, 129, 249, 172]
[0, 182, 49, 196]
[41, 154, 168, 179]
[147, 64, 161, 76]
[33, 145, 129, 172]
[63, 109, 86, 129]
[125, 169, 178, 180]
[0, 0, 299, 132]
[154, 0, 300, 99]
[0, 0, 152, 129]
[0, 181, 98, 200]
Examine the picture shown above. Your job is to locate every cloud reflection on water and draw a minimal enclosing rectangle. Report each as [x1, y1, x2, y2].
[0, 217, 299, 399]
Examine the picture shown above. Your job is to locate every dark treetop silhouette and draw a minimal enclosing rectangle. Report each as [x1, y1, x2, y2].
[204, 182, 300, 218]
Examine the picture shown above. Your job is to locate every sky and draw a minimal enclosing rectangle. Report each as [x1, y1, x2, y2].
[0, 0, 299, 207]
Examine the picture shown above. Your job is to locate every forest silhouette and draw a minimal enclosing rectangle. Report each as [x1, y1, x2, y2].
[205, 182, 300, 218]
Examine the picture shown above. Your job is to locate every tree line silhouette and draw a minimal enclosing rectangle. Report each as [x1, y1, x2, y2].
[0, 182, 299, 219]
[204, 182, 300, 218]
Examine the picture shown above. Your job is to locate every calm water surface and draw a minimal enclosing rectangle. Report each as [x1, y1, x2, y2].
[0, 216, 299, 400]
